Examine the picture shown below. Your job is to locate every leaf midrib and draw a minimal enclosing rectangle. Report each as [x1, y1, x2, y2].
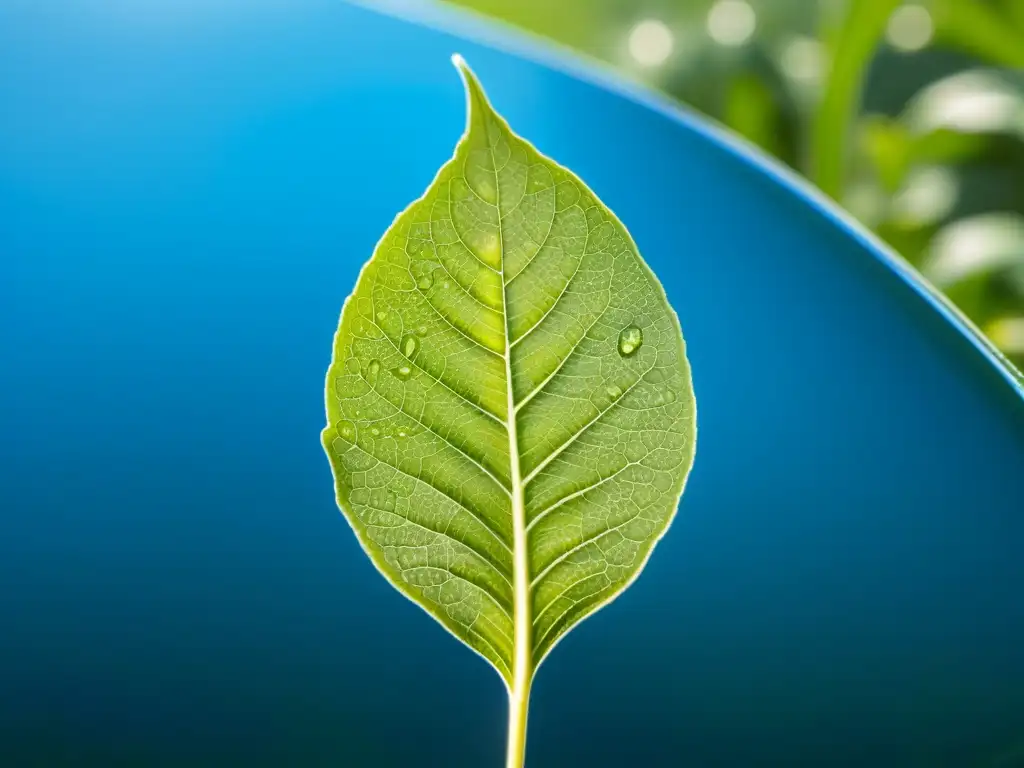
[489, 114, 534, 696]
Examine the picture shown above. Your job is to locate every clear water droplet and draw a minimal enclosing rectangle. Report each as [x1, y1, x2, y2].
[416, 325, 428, 336]
[417, 274, 433, 291]
[370, 427, 380, 437]
[376, 310, 388, 321]
[398, 430, 408, 439]
[617, 326, 643, 357]
[367, 359, 381, 380]
[392, 365, 412, 381]
[337, 420, 356, 443]
[401, 333, 418, 358]
[606, 384, 623, 399]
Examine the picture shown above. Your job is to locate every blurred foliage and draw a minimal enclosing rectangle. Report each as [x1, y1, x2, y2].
[439, 0, 1024, 371]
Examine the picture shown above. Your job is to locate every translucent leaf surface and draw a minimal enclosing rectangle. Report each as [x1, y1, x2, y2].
[321, 55, 696, 763]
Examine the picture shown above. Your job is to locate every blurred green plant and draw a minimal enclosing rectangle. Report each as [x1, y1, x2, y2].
[439, 0, 1024, 371]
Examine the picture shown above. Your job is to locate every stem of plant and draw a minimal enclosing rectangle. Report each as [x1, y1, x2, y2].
[505, 677, 531, 768]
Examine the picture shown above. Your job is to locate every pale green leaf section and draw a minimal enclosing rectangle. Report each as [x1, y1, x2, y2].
[321, 56, 696, 690]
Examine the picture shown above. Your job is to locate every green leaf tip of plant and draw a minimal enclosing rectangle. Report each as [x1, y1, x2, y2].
[322, 53, 696, 767]
[450, 52, 484, 98]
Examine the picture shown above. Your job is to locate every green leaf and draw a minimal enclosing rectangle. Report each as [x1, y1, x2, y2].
[810, 0, 901, 199]
[321, 55, 696, 766]
[931, 0, 1024, 68]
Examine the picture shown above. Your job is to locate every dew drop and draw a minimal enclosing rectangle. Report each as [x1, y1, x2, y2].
[401, 333, 419, 358]
[336, 420, 356, 443]
[416, 325, 428, 336]
[398, 430, 408, 439]
[376, 310, 388, 321]
[370, 427, 380, 437]
[617, 326, 643, 357]
[606, 384, 623, 399]
[392, 365, 413, 381]
[367, 359, 381, 380]
[417, 273, 434, 291]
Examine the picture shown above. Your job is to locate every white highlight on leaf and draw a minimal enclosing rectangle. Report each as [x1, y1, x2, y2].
[924, 213, 1024, 287]
[891, 166, 958, 226]
[905, 70, 1024, 135]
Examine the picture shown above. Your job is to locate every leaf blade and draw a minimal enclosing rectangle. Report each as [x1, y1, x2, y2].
[322, 55, 696, 689]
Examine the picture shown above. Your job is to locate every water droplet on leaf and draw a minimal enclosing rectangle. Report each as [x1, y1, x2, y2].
[370, 427, 380, 437]
[401, 334, 419, 358]
[606, 385, 623, 399]
[618, 326, 643, 357]
[367, 359, 381, 380]
[337, 420, 356, 443]
[393, 365, 413, 381]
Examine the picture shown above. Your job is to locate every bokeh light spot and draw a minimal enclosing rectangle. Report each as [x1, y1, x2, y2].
[886, 4, 933, 52]
[780, 36, 825, 83]
[628, 19, 674, 67]
[707, 0, 756, 47]
[892, 166, 958, 226]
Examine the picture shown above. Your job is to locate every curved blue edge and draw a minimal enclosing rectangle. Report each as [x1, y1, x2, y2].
[367, 0, 1024, 396]
[0, 1, 1022, 767]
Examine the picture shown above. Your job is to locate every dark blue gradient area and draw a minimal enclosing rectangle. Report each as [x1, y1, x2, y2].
[1, 2, 1023, 766]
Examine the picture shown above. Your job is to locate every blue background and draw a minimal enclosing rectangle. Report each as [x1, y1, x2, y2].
[1, 1, 1023, 765]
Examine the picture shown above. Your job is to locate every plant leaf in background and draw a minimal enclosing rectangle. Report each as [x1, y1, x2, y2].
[437, 0, 1024, 373]
[322, 56, 696, 767]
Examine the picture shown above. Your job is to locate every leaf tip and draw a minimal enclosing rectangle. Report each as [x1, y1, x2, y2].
[450, 52, 492, 131]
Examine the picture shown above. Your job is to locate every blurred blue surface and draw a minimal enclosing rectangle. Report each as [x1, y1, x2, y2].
[1, 1, 1023, 766]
